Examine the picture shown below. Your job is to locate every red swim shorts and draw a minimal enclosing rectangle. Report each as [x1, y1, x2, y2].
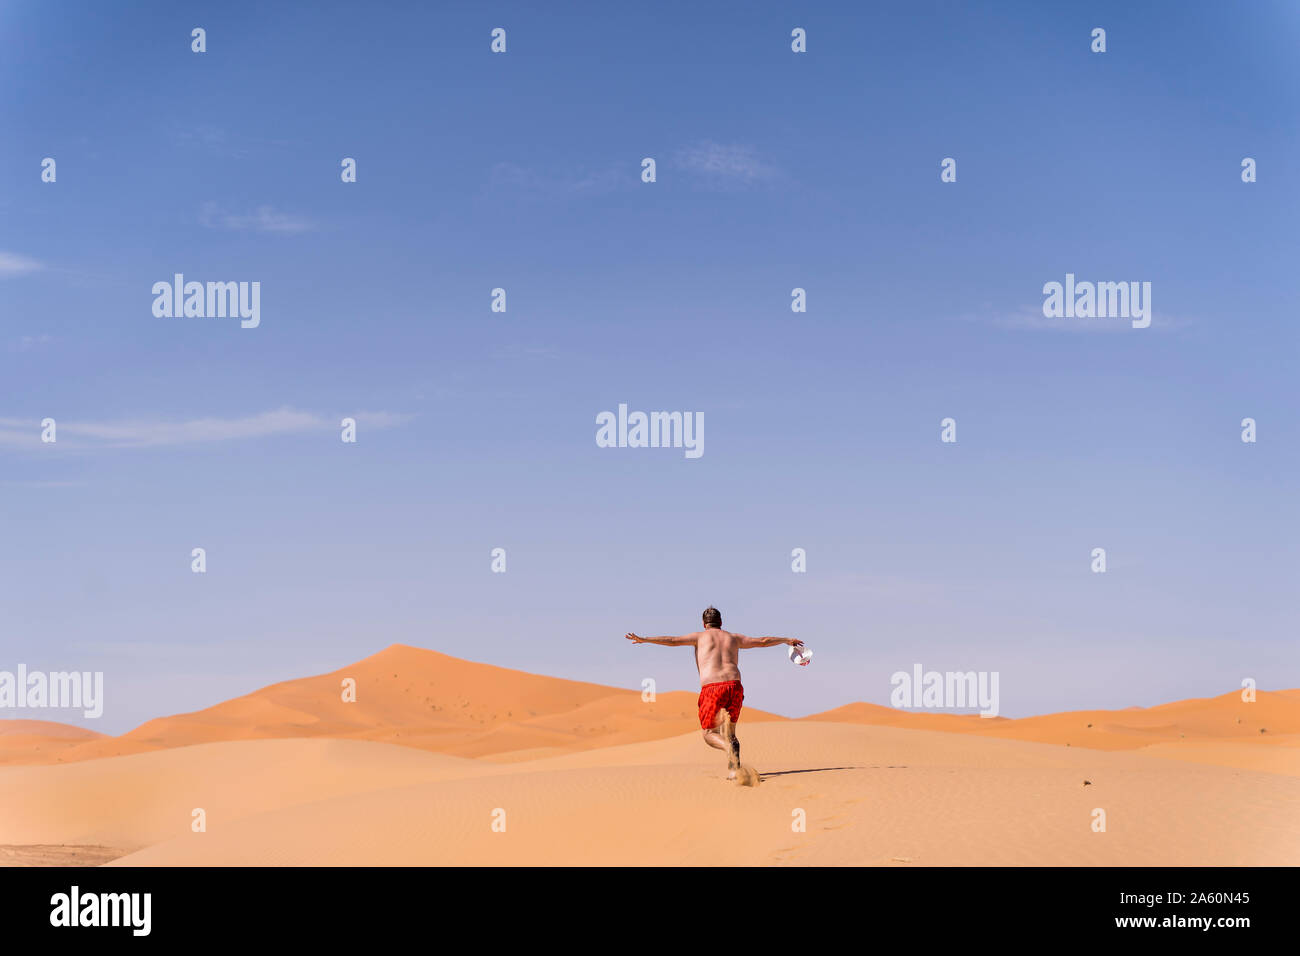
[698, 680, 744, 730]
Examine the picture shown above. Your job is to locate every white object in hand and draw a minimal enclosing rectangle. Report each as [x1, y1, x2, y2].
[788, 645, 812, 666]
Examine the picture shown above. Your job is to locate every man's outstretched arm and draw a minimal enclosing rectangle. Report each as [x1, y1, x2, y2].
[736, 634, 803, 649]
[626, 632, 698, 646]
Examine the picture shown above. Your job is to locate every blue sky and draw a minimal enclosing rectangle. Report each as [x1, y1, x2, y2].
[2, 1, 1297, 733]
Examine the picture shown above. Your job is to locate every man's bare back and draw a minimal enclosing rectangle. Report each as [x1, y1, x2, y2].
[682, 628, 770, 685]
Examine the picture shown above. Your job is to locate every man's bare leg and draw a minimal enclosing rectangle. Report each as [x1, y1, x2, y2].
[702, 722, 731, 758]
[702, 727, 729, 752]
[720, 711, 741, 771]
[718, 711, 760, 786]
[703, 711, 739, 778]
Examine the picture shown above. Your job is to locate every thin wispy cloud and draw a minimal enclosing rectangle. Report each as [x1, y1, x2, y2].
[673, 141, 777, 186]
[0, 252, 44, 277]
[200, 202, 314, 234]
[0, 427, 35, 447]
[0, 407, 410, 449]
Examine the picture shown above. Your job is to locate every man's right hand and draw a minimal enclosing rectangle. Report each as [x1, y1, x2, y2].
[788, 638, 804, 647]
[625, 632, 646, 644]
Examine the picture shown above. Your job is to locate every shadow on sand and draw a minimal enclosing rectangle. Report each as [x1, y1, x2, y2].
[758, 765, 871, 778]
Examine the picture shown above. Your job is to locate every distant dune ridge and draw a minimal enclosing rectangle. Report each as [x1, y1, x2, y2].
[0, 719, 107, 741]
[0, 644, 1296, 865]
[1, 644, 786, 766]
[803, 690, 1300, 749]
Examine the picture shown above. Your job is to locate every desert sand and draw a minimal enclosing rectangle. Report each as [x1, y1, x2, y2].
[1, 645, 1296, 865]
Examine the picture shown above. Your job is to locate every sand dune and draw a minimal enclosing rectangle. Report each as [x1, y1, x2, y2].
[804, 690, 1299, 755]
[0, 737, 490, 850]
[116, 644, 625, 749]
[98, 723, 1300, 866]
[0, 645, 783, 765]
[965, 689, 1300, 747]
[801, 702, 1009, 733]
[1133, 736, 1300, 776]
[5, 647, 1294, 768]
[0, 719, 106, 740]
[3, 648, 1297, 866]
[0, 719, 111, 767]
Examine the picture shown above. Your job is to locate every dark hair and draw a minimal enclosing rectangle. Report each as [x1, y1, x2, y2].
[702, 606, 722, 629]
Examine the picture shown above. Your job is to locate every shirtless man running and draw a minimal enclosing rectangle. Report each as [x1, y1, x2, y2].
[625, 606, 803, 780]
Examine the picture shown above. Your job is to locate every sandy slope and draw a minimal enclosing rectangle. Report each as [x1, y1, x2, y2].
[0, 738, 488, 850]
[2, 648, 1297, 866]
[0, 719, 106, 740]
[94, 723, 1299, 866]
[3, 646, 1292, 769]
[805, 690, 1299, 756]
[0, 646, 780, 765]
[0, 719, 109, 767]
